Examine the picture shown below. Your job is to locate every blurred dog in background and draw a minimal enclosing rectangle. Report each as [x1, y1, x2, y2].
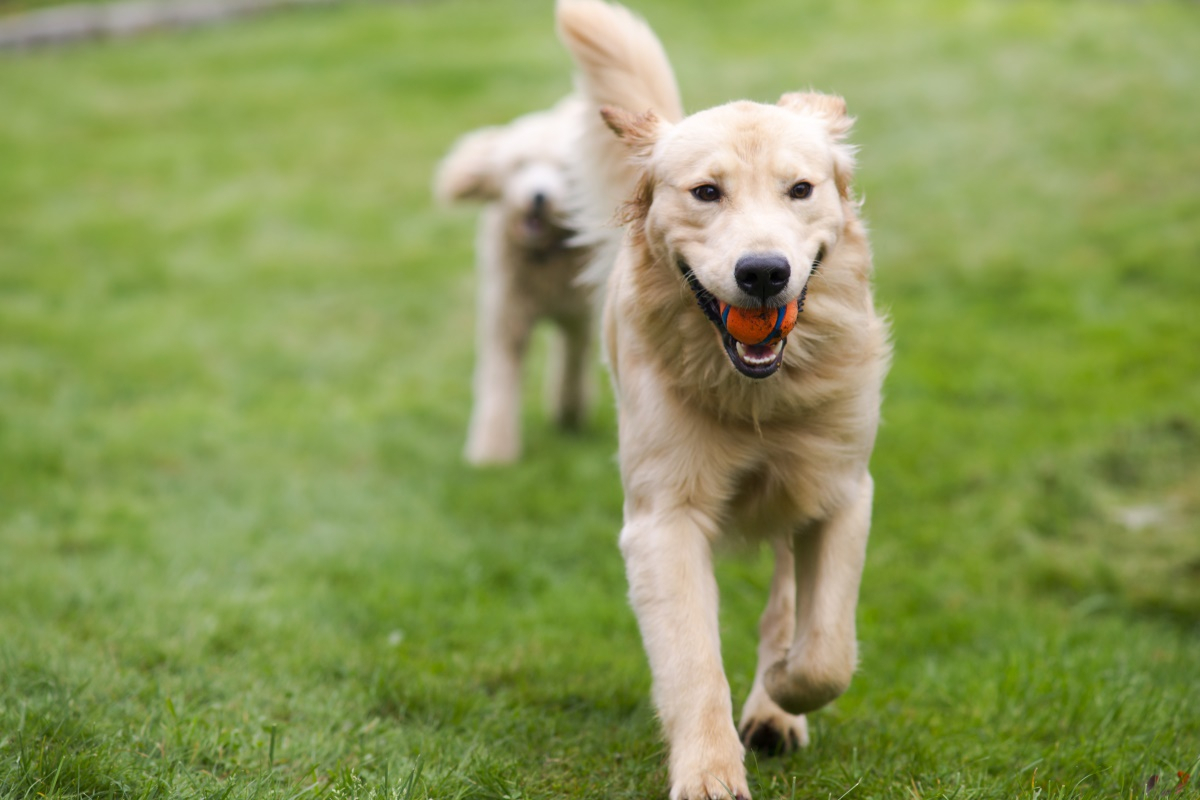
[434, 97, 594, 465]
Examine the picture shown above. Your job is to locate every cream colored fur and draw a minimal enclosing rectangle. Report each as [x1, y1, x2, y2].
[556, 2, 891, 798]
[434, 98, 594, 465]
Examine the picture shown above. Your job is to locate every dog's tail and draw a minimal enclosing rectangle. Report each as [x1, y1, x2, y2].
[556, 0, 683, 285]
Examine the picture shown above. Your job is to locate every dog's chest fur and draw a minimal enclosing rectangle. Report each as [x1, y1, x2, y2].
[482, 206, 592, 324]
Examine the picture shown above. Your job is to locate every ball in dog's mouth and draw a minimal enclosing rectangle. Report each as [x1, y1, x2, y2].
[679, 262, 804, 380]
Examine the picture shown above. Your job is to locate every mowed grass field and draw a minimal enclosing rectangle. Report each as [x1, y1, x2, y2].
[2, 1, 1199, 798]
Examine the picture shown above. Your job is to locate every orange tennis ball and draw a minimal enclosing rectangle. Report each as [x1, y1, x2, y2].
[718, 300, 799, 346]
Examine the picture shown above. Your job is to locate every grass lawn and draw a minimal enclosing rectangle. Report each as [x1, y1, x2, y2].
[2, 0, 1199, 798]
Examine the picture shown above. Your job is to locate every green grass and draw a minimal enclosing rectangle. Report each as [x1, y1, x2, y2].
[1, 0, 1199, 798]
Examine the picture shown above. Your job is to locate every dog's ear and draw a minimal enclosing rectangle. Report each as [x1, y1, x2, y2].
[778, 92, 857, 199]
[778, 92, 853, 139]
[600, 105, 663, 161]
[433, 126, 506, 204]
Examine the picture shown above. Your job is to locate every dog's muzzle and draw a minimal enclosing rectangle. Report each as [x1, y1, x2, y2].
[679, 251, 822, 379]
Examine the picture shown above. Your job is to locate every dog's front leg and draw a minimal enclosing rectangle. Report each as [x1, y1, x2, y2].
[464, 318, 531, 464]
[765, 472, 873, 715]
[464, 225, 533, 465]
[620, 510, 749, 800]
[738, 537, 809, 755]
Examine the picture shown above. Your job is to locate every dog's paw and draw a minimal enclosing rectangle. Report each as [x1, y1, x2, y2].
[669, 749, 750, 800]
[764, 650, 854, 715]
[464, 448, 518, 466]
[669, 772, 750, 800]
[463, 435, 520, 466]
[553, 404, 585, 432]
[738, 714, 808, 756]
[738, 686, 809, 756]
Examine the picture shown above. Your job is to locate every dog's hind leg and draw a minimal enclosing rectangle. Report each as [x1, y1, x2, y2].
[620, 508, 750, 800]
[764, 473, 873, 715]
[544, 317, 592, 431]
[737, 537, 809, 755]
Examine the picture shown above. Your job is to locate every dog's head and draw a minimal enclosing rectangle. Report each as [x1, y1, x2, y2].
[603, 92, 856, 378]
[434, 98, 582, 250]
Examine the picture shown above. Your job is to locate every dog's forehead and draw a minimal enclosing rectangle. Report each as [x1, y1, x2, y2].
[658, 102, 831, 178]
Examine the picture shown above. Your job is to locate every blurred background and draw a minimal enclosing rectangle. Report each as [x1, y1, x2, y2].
[1, 0, 1197, 798]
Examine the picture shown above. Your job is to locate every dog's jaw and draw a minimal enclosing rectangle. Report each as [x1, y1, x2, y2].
[727, 337, 786, 376]
[512, 207, 574, 255]
[678, 259, 817, 380]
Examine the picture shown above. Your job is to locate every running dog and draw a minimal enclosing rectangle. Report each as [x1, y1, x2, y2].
[557, 2, 891, 797]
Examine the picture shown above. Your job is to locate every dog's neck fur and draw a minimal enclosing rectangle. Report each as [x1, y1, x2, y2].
[523, 228, 575, 263]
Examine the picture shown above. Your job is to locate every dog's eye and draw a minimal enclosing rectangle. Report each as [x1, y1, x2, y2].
[789, 181, 814, 200]
[691, 184, 721, 203]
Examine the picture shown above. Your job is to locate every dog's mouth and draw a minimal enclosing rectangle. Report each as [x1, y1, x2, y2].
[521, 212, 550, 238]
[519, 207, 571, 247]
[679, 253, 821, 380]
[522, 210, 551, 237]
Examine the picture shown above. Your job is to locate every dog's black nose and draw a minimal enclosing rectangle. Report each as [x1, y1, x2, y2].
[532, 192, 547, 213]
[734, 253, 790, 301]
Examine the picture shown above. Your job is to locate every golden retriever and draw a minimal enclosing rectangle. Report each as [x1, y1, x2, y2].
[434, 98, 594, 464]
[556, 2, 891, 797]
